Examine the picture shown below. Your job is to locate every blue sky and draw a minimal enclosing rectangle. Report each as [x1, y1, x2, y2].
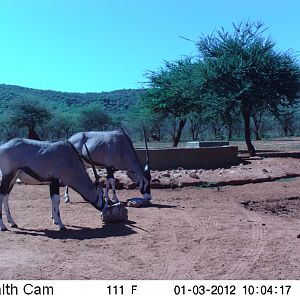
[0, 0, 299, 93]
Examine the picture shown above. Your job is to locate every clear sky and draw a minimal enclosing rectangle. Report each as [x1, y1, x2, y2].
[0, 0, 299, 93]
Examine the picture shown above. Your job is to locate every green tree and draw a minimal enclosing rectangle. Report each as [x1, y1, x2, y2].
[144, 58, 202, 146]
[188, 112, 204, 141]
[126, 101, 168, 142]
[197, 21, 300, 155]
[0, 114, 25, 140]
[77, 103, 113, 131]
[8, 98, 52, 139]
[41, 112, 78, 140]
[273, 106, 296, 137]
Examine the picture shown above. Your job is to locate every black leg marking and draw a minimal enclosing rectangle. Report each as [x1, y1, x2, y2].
[49, 179, 60, 197]
[106, 167, 115, 179]
[0, 173, 17, 194]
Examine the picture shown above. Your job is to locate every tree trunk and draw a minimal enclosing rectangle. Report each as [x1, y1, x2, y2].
[253, 119, 261, 140]
[283, 123, 288, 137]
[188, 115, 200, 141]
[252, 115, 262, 140]
[228, 125, 233, 141]
[194, 126, 200, 141]
[283, 117, 289, 136]
[190, 124, 198, 141]
[28, 126, 41, 141]
[212, 123, 218, 139]
[254, 129, 261, 140]
[242, 109, 256, 156]
[173, 119, 186, 147]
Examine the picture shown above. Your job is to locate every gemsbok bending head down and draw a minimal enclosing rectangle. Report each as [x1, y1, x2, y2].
[65, 128, 151, 204]
[0, 138, 105, 231]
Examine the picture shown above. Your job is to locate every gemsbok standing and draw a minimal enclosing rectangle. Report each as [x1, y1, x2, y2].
[0, 138, 105, 231]
[65, 129, 151, 204]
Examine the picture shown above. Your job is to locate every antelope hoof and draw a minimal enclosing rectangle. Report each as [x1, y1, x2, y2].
[0, 226, 8, 232]
[59, 225, 66, 231]
[106, 199, 115, 206]
[64, 195, 70, 203]
[10, 223, 18, 228]
[53, 220, 62, 226]
[112, 198, 120, 204]
[143, 193, 152, 201]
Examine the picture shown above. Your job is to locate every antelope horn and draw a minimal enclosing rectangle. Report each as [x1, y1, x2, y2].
[84, 143, 99, 182]
[143, 127, 150, 171]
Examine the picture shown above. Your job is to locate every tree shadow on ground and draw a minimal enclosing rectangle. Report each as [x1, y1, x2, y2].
[12, 220, 137, 240]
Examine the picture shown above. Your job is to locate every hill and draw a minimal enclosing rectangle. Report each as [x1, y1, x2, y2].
[0, 84, 144, 113]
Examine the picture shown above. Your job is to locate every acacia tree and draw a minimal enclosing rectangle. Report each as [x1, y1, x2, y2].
[144, 58, 202, 146]
[77, 103, 113, 131]
[42, 112, 78, 140]
[273, 106, 296, 136]
[198, 21, 300, 155]
[125, 102, 168, 142]
[252, 109, 264, 140]
[0, 115, 25, 140]
[188, 112, 204, 140]
[203, 93, 240, 140]
[9, 98, 52, 139]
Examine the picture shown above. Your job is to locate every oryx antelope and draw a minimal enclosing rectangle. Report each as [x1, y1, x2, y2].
[0, 138, 105, 231]
[65, 129, 151, 204]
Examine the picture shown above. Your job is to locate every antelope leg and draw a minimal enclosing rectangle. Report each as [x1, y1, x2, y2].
[64, 186, 71, 203]
[50, 179, 65, 230]
[0, 194, 8, 231]
[3, 194, 17, 227]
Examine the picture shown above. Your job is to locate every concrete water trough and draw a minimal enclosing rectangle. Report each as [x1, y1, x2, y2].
[135, 145, 238, 170]
[186, 141, 230, 148]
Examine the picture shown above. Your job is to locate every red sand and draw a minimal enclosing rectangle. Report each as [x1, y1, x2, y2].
[0, 156, 300, 279]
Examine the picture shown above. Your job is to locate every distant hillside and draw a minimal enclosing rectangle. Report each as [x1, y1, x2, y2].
[0, 84, 145, 113]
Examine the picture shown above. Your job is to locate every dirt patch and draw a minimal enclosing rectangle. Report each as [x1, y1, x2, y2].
[241, 197, 300, 217]
[1, 156, 300, 280]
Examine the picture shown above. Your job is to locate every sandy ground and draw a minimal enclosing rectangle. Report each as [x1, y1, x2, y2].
[1, 156, 300, 280]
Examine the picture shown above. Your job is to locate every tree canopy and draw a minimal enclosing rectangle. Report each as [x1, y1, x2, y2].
[8, 98, 52, 139]
[144, 58, 203, 146]
[197, 21, 300, 155]
[77, 103, 113, 131]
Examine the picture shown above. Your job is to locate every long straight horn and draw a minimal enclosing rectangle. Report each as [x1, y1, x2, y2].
[143, 127, 150, 169]
[84, 143, 99, 182]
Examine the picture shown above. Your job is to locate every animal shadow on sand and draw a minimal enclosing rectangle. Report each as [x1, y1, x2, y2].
[133, 203, 177, 209]
[124, 200, 177, 209]
[12, 220, 137, 240]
